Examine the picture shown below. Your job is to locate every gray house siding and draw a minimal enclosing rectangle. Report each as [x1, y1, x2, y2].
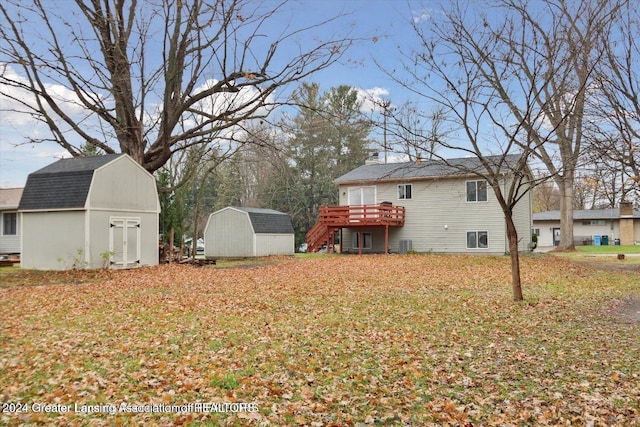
[1, 211, 20, 254]
[1, 188, 24, 255]
[340, 178, 509, 254]
[509, 177, 533, 252]
[334, 155, 533, 255]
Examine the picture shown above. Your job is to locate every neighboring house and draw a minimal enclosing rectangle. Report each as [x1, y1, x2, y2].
[533, 202, 640, 247]
[204, 207, 295, 258]
[0, 187, 23, 257]
[18, 154, 160, 270]
[307, 155, 533, 255]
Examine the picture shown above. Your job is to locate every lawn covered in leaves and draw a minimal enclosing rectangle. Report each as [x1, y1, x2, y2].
[0, 254, 638, 426]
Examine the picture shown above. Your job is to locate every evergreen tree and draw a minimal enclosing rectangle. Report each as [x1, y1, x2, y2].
[157, 170, 185, 245]
[265, 83, 372, 245]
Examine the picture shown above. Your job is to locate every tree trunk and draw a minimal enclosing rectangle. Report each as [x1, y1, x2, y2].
[505, 214, 523, 301]
[557, 174, 576, 250]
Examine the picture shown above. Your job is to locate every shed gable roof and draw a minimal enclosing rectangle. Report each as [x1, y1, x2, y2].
[233, 207, 294, 234]
[335, 154, 523, 184]
[18, 154, 122, 211]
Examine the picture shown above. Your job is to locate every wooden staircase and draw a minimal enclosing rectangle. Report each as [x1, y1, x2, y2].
[306, 223, 339, 253]
[306, 204, 405, 253]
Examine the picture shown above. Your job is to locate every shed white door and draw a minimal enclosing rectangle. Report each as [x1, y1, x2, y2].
[109, 217, 141, 268]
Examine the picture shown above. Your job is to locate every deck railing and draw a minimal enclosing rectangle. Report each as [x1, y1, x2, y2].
[306, 204, 406, 253]
[316, 204, 405, 227]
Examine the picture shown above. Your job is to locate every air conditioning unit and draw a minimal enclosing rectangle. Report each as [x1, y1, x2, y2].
[399, 239, 413, 254]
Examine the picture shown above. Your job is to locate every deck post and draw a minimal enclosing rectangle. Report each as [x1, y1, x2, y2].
[385, 225, 389, 254]
[358, 231, 363, 255]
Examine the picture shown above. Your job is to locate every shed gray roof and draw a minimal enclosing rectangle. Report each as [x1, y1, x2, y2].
[335, 154, 524, 184]
[233, 207, 294, 234]
[18, 154, 122, 210]
[533, 208, 640, 221]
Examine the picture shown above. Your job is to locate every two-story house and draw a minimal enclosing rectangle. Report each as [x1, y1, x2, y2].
[306, 155, 533, 255]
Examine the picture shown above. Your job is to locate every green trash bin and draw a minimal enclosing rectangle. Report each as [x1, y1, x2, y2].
[602, 235, 609, 246]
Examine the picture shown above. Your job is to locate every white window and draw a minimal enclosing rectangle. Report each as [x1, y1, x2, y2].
[398, 184, 412, 200]
[582, 220, 606, 226]
[467, 231, 488, 249]
[353, 232, 372, 249]
[2, 212, 17, 236]
[466, 180, 488, 202]
[348, 186, 376, 205]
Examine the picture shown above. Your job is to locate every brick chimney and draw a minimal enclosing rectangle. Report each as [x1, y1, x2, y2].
[620, 200, 633, 217]
[365, 152, 380, 165]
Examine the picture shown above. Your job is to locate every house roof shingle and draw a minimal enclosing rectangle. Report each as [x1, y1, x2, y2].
[18, 154, 122, 211]
[234, 207, 295, 234]
[334, 154, 524, 184]
[0, 188, 24, 209]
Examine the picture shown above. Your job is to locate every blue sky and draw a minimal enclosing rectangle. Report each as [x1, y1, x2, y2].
[0, 0, 433, 188]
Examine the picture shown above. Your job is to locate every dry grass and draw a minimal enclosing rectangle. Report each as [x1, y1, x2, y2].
[0, 254, 638, 426]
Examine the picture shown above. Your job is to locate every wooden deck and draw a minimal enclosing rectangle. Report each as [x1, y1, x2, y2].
[306, 204, 405, 253]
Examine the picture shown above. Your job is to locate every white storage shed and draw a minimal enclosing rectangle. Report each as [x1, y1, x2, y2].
[204, 207, 294, 258]
[18, 154, 160, 270]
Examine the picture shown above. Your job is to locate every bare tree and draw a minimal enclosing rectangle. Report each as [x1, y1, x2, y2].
[383, 101, 447, 162]
[589, 1, 640, 190]
[486, 0, 625, 250]
[573, 157, 638, 210]
[0, 0, 352, 173]
[382, 0, 622, 299]
[386, 0, 623, 257]
[381, 3, 565, 300]
[214, 123, 283, 209]
[156, 135, 235, 255]
[532, 177, 560, 213]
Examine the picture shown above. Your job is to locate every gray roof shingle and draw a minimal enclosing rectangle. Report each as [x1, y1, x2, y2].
[18, 154, 122, 211]
[234, 207, 294, 234]
[334, 154, 523, 184]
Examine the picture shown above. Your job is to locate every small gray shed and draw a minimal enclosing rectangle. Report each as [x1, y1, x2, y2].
[18, 154, 160, 270]
[204, 207, 294, 257]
